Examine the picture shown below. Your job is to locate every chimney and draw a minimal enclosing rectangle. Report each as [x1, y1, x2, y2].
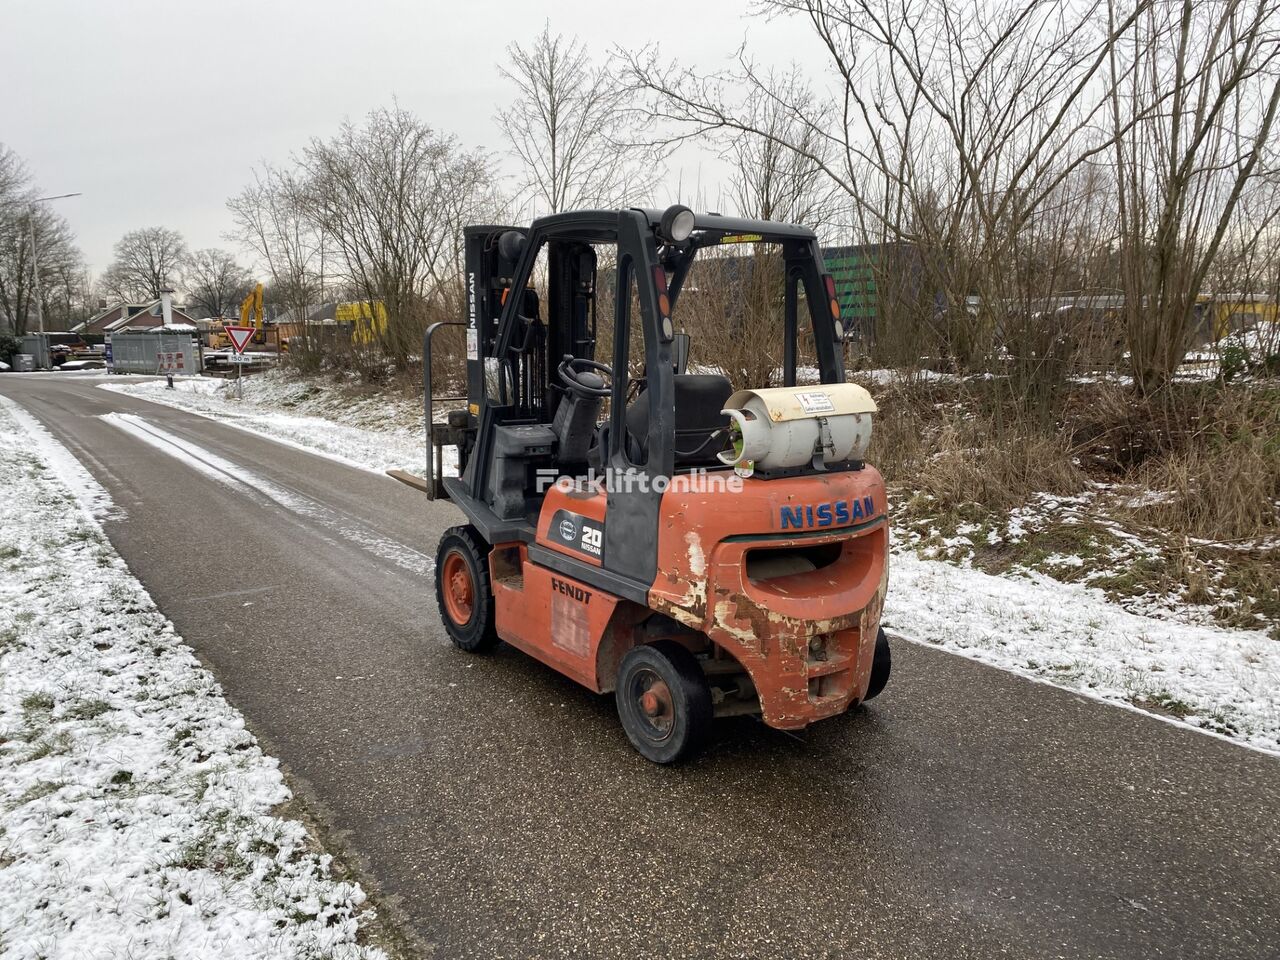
[160, 288, 174, 327]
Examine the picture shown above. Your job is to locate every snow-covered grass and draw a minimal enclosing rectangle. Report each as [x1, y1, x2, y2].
[1183, 321, 1280, 378]
[106, 370, 1280, 755]
[886, 552, 1280, 754]
[0, 394, 387, 960]
[895, 487, 1280, 632]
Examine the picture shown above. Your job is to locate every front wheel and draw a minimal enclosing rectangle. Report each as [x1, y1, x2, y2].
[435, 526, 498, 653]
[863, 627, 891, 701]
[616, 641, 713, 764]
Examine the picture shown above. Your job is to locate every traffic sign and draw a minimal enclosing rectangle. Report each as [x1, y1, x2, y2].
[224, 325, 255, 354]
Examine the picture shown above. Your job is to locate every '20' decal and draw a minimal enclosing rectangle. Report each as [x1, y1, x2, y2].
[550, 509, 604, 559]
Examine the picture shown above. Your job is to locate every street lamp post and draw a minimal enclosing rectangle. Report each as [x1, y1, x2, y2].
[26, 192, 81, 335]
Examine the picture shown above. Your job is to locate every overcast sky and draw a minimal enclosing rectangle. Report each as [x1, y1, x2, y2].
[1, 0, 822, 275]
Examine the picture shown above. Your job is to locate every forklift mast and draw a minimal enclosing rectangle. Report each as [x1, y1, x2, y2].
[462, 226, 600, 420]
[463, 226, 521, 422]
[421, 209, 846, 516]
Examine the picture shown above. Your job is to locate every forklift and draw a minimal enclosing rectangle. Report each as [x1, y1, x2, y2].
[397, 206, 890, 763]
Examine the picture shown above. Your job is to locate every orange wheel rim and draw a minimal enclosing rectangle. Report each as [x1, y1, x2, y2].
[630, 671, 675, 739]
[441, 551, 475, 625]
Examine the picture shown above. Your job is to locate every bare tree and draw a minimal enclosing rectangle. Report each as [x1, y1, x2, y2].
[621, 0, 1152, 378]
[725, 79, 839, 229]
[1107, 0, 1280, 392]
[0, 143, 25, 200]
[227, 165, 324, 334]
[182, 248, 256, 319]
[299, 105, 502, 368]
[101, 226, 187, 301]
[497, 24, 638, 214]
[0, 145, 39, 337]
[0, 143, 86, 335]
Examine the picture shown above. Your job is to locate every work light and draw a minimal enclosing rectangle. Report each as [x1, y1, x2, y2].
[658, 204, 696, 243]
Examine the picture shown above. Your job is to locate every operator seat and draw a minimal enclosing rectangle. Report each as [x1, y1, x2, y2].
[624, 373, 734, 468]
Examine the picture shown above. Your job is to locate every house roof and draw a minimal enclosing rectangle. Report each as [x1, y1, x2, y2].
[101, 300, 196, 332]
[71, 302, 151, 333]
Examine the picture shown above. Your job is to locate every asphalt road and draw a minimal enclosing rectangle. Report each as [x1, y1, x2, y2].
[3, 373, 1278, 960]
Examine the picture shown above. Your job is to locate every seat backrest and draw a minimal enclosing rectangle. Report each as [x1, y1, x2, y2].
[625, 373, 734, 467]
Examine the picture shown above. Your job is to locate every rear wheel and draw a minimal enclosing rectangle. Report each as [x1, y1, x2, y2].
[435, 526, 498, 653]
[863, 627, 891, 701]
[616, 641, 712, 764]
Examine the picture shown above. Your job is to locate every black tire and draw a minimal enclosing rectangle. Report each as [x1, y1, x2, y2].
[615, 640, 713, 764]
[435, 525, 499, 653]
[863, 627, 891, 701]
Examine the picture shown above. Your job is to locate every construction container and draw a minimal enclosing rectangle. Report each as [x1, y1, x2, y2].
[107, 332, 200, 375]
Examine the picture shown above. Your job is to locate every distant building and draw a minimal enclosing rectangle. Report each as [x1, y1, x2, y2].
[272, 300, 386, 348]
[820, 243, 932, 346]
[72, 299, 199, 335]
[273, 302, 338, 325]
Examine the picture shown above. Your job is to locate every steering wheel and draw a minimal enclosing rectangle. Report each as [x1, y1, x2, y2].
[557, 355, 614, 398]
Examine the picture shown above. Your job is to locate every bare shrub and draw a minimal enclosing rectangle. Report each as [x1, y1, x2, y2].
[679, 251, 791, 388]
[1124, 388, 1280, 541]
[863, 377, 1086, 512]
[919, 426, 1086, 512]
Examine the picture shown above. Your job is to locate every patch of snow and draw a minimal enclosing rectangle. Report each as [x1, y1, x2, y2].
[0, 395, 118, 521]
[158, 376, 224, 396]
[849, 367, 959, 386]
[885, 553, 1280, 755]
[1042, 553, 1086, 568]
[939, 532, 975, 552]
[1005, 513, 1027, 543]
[1120, 488, 1176, 510]
[0, 397, 386, 960]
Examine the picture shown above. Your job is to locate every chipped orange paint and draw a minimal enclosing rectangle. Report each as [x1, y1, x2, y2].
[650, 467, 889, 729]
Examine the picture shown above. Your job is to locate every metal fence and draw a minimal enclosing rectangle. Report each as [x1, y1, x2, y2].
[108, 332, 201, 375]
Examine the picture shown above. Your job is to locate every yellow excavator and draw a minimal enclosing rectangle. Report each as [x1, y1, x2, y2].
[239, 283, 266, 345]
[207, 283, 266, 350]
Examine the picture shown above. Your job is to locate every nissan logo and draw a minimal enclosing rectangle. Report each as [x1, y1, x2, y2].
[559, 518, 577, 541]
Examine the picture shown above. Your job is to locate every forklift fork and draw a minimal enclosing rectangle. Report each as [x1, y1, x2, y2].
[423, 320, 469, 499]
[389, 320, 468, 498]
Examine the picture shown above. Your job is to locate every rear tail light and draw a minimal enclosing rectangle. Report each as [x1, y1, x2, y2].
[653, 266, 671, 318]
[822, 274, 840, 320]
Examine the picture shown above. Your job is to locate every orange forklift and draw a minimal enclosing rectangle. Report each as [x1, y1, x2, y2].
[400, 206, 890, 762]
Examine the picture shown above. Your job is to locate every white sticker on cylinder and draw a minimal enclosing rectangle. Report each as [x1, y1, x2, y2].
[795, 391, 835, 414]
